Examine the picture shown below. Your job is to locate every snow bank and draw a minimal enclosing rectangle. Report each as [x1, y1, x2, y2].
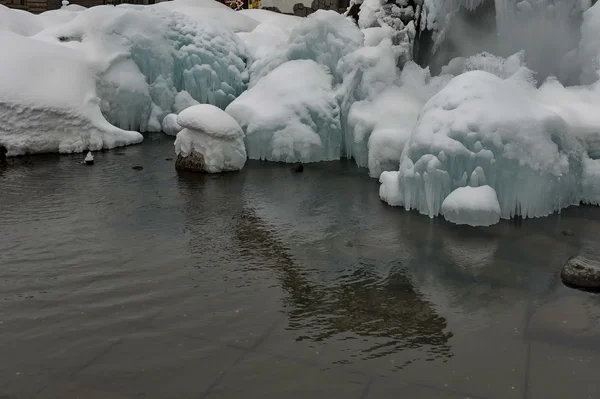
[379, 70, 585, 220]
[35, 5, 248, 133]
[441, 185, 501, 227]
[227, 60, 341, 163]
[0, 4, 77, 36]
[174, 104, 246, 172]
[0, 31, 142, 156]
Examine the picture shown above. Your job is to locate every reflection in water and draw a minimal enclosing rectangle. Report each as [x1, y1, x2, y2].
[235, 209, 453, 366]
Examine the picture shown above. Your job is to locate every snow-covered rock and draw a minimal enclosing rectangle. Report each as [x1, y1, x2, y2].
[227, 59, 341, 163]
[441, 185, 501, 227]
[0, 31, 142, 156]
[174, 104, 246, 172]
[379, 70, 586, 220]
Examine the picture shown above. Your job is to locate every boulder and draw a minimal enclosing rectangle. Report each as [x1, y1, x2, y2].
[561, 254, 600, 290]
[174, 105, 246, 173]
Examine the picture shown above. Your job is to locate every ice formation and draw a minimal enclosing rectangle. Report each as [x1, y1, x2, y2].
[34, 5, 248, 133]
[379, 69, 592, 220]
[441, 185, 501, 226]
[0, 31, 142, 156]
[174, 104, 246, 172]
[247, 10, 364, 87]
[227, 60, 341, 163]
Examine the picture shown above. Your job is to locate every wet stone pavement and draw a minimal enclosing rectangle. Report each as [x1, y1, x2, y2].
[1, 134, 600, 399]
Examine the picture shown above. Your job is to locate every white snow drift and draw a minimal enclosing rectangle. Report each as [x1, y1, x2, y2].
[0, 31, 142, 155]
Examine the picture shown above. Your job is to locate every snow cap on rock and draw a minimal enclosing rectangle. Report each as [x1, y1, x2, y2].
[177, 105, 244, 139]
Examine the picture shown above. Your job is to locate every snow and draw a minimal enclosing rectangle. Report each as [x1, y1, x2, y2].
[178, 104, 244, 139]
[227, 60, 341, 163]
[174, 105, 246, 172]
[237, 9, 303, 32]
[247, 10, 364, 87]
[0, 31, 142, 156]
[441, 185, 501, 226]
[379, 70, 586, 220]
[34, 5, 248, 133]
[162, 114, 182, 136]
[152, 0, 259, 33]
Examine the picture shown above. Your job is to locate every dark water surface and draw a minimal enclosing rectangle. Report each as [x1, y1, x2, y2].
[2, 134, 600, 399]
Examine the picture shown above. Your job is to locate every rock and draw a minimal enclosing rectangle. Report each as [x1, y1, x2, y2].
[293, 162, 304, 173]
[562, 229, 575, 237]
[0, 145, 7, 166]
[174, 105, 246, 173]
[175, 152, 205, 172]
[132, 166, 143, 171]
[561, 254, 600, 290]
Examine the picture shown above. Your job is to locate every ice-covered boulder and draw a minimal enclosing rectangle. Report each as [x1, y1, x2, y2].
[174, 105, 246, 172]
[441, 185, 501, 227]
[0, 31, 142, 156]
[379, 70, 586, 220]
[226, 60, 341, 163]
[34, 5, 248, 133]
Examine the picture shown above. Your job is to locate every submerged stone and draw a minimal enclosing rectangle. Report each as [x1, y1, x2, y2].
[175, 151, 206, 173]
[561, 254, 600, 290]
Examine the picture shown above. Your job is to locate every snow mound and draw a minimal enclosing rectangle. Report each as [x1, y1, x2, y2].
[0, 4, 78, 36]
[341, 58, 450, 177]
[35, 5, 248, 133]
[0, 31, 142, 156]
[248, 10, 364, 87]
[174, 105, 246, 173]
[441, 185, 501, 227]
[226, 60, 341, 163]
[379, 70, 585, 220]
[153, 0, 259, 33]
[162, 114, 182, 136]
[237, 9, 303, 32]
[178, 104, 243, 139]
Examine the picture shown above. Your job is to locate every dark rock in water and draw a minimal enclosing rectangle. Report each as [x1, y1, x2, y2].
[132, 166, 144, 171]
[0, 145, 7, 166]
[175, 151, 206, 173]
[165, 157, 173, 161]
[562, 229, 575, 237]
[293, 162, 304, 173]
[561, 255, 600, 290]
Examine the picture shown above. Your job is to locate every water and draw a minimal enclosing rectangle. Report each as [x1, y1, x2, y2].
[1, 134, 600, 399]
